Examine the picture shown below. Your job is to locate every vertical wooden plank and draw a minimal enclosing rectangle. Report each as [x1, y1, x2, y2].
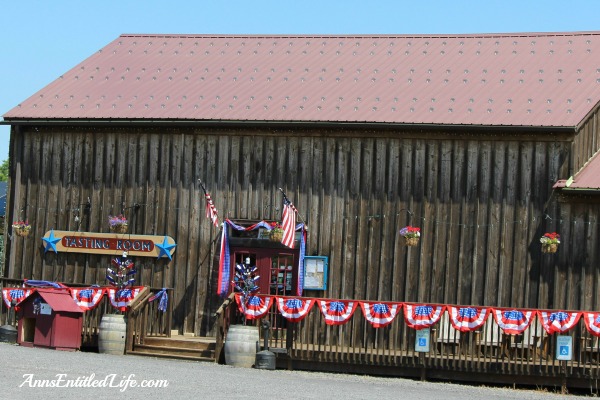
[430, 141, 447, 304]
[502, 142, 519, 307]
[517, 141, 534, 308]
[477, 141, 493, 305]
[420, 140, 439, 303]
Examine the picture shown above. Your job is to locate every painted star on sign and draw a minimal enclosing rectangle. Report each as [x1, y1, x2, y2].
[43, 229, 61, 253]
[156, 236, 177, 260]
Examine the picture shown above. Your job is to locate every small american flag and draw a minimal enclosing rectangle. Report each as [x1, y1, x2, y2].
[205, 193, 219, 227]
[200, 181, 219, 227]
[281, 192, 297, 248]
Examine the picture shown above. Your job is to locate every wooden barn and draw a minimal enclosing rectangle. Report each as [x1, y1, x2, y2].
[3, 32, 600, 389]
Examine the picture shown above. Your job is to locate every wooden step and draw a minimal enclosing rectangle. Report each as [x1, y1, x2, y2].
[133, 343, 215, 359]
[128, 350, 215, 363]
[142, 336, 216, 351]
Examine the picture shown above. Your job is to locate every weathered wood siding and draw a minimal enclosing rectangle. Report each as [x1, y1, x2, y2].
[571, 107, 600, 173]
[6, 124, 599, 336]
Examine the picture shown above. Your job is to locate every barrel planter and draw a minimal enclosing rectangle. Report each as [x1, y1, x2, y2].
[98, 314, 127, 355]
[224, 324, 259, 367]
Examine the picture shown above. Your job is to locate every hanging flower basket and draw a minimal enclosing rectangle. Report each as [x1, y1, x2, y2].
[400, 226, 421, 247]
[404, 236, 420, 247]
[270, 227, 284, 242]
[108, 215, 128, 233]
[541, 243, 558, 254]
[540, 232, 560, 254]
[12, 220, 31, 237]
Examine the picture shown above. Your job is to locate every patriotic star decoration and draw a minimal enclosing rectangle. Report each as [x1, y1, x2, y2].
[156, 236, 177, 260]
[42, 229, 61, 253]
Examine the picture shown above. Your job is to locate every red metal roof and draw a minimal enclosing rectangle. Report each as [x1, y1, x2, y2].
[554, 150, 600, 190]
[4, 32, 600, 128]
[36, 289, 83, 313]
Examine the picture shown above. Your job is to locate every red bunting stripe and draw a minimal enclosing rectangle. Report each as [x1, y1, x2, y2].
[235, 294, 273, 320]
[538, 310, 582, 334]
[492, 308, 535, 335]
[403, 304, 445, 330]
[448, 306, 490, 332]
[360, 302, 401, 328]
[277, 297, 315, 322]
[319, 299, 358, 326]
[70, 288, 106, 311]
[583, 312, 600, 337]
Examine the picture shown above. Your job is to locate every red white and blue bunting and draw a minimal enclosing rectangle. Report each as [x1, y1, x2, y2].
[107, 287, 141, 312]
[361, 302, 401, 328]
[319, 299, 358, 326]
[492, 309, 535, 335]
[538, 310, 582, 334]
[235, 294, 273, 320]
[583, 312, 600, 337]
[448, 306, 490, 332]
[2, 288, 34, 308]
[403, 304, 445, 330]
[277, 297, 315, 322]
[70, 287, 106, 311]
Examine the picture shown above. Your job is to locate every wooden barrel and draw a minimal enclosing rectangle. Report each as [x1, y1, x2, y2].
[224, 325, 259, 367]
[98, 314, 126, 355]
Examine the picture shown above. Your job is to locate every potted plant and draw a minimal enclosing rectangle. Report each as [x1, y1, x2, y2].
[399, 225, 421, 246]
[540, 232, 560, 253]
[270, 224, 284, 242]
[108, 214, 128, 233]
[12, 220, 31, 237]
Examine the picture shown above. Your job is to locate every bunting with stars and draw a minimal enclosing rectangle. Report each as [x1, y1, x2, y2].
[538, 310, 581, 334]
[491, 308, 535, 335]
[361, 301, 401, 328]
[403, 304, 445, 330]
[277, 297, 315, 322]
[448, 306, 490, 332]
[318, 299, 358, 326]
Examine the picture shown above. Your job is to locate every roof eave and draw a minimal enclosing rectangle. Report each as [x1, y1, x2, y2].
[0, 118, 578, 133]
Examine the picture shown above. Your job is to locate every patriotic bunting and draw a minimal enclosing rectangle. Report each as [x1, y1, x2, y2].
[319, 299, 358, 326]
[403, 304, 445, 330]
[70, 287, 105, 311]
[448, 306, 490, 332]
[583, 312, 600, 337]
[148, 288, 169, 312]
[538, 310, 582, 334]
[277, 297, 315, 322]
[2, 288, 34, 308]
[236, 294, 273, 320]
[491, 308, 534, 335]
[107, 287, 141, 312]
[361, 302, 401, 328]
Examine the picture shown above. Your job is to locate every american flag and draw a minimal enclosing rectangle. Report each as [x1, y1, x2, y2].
[200, 181, 219, 227]
[205, 193, 219, 227]
[281, 192, 297, 248]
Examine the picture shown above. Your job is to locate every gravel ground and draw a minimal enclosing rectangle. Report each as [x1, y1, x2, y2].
[0, 342, 592, 400]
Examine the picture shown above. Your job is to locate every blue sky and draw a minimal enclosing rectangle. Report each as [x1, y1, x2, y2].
[1, 0, 599, 162]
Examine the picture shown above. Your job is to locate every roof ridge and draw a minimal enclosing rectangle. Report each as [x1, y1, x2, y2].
[118, 31, 600, 40]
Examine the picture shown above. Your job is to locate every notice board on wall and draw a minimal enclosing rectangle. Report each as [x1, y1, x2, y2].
[303, 256, 328, 290]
